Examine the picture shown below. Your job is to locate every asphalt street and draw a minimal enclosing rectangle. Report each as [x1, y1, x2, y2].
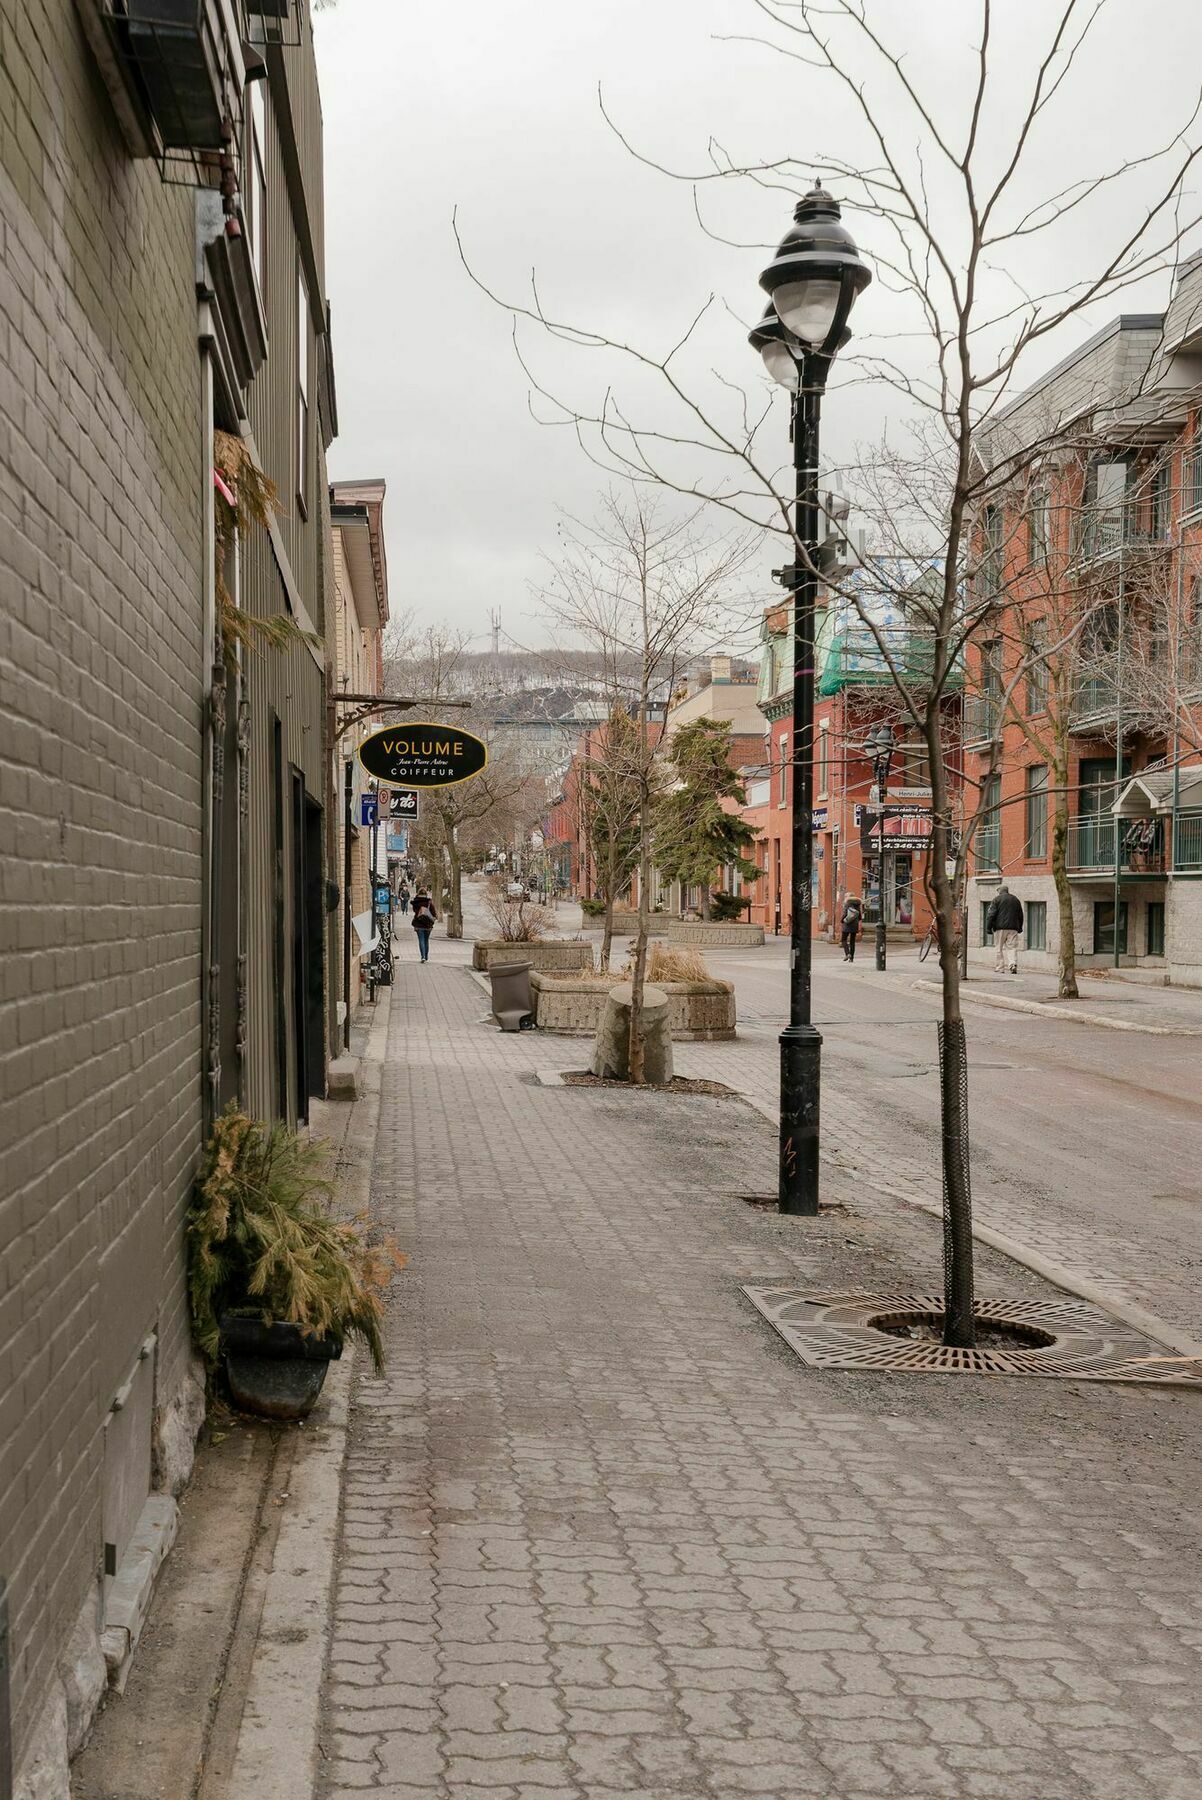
[518, 891, 1202, 1339]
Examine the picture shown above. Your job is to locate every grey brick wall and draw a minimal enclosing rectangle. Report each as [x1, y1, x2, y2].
[0, 0, 206, 1771]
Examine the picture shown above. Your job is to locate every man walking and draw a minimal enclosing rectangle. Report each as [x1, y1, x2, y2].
[986, 883, 1024, 974]
[839, 894, 863, 963]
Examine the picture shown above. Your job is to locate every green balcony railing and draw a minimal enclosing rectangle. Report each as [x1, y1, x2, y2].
[1075, 499, 1169, 564]
[1069, 817, 1115, 870]
[1174, 812, 1202, 871]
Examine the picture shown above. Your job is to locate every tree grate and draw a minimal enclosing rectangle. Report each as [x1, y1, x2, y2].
[742, 1288, 1202, 1386]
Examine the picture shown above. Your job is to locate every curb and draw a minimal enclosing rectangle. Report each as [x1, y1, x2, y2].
[226, 990, 391, 1799]
[911, 977, 1202, 1036]
[733, 1085, 1202, 1363]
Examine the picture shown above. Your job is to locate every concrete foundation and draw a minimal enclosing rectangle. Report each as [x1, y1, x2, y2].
[666, 920, 766, 948]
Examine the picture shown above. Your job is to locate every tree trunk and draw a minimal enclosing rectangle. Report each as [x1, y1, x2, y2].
[600, 843, 616, 971]
[699, 881, 711, 921]
[925, 712, 975, 1350]
[446, 823, 463, 939]
[1051, 778, 1077, 998]
[627, 684, 652, 1084]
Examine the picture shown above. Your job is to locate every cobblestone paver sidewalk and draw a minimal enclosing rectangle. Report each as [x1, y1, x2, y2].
[319, 956, 1202, 1799]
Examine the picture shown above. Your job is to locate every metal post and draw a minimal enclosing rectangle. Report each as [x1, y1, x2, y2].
[369, 782, 380, 971]
[779, 352, 826, 1216]
[342, 759, 353, 1051]
[875, 776, 888, 971]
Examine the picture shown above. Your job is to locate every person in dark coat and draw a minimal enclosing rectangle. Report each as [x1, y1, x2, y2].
[411, 890, 437, 963]
[985, 883, 1024, 973]
[397, 880, 411, 917]
[839, 895, 863, 963]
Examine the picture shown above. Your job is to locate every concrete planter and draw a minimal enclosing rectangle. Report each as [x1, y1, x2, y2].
[472, 938, 595, 973]
[610, 910, 670, 937]
[531, 971, 736, 1040]
[666, 919, 765, 948]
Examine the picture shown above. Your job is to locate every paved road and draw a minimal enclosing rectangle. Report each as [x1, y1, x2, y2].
[481, 893, 1202, 1338]
[318, 938, 1202, 1799]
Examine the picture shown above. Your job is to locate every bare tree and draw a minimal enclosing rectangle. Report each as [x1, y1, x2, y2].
[459, 0, 1202, 1341]
[540, 490, 754, 1081]
[389, 627, 545, 937]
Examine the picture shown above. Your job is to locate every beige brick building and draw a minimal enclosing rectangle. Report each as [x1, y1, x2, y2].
[0, 2, 337, 1789]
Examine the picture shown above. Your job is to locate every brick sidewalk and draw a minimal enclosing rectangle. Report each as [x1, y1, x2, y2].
[318, 959, 1202, 1799]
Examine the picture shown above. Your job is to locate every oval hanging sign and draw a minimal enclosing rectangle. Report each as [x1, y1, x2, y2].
[357, 722, 488, 789]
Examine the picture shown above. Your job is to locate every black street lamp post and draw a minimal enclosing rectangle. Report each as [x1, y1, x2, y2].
[751, 186, 871, 1216]
[865, 723, 897, 972]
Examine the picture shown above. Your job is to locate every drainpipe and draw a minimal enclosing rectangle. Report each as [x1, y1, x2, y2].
[1112, 535, 1125, 969]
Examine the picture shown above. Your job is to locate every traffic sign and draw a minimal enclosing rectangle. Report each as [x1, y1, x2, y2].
[386, 787, 420, 819]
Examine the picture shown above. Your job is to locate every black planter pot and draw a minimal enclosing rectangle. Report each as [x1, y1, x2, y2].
[220, 1315, 342, 1421]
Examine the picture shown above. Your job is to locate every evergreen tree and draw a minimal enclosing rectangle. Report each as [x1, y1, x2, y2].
[653, 718, 759, 918]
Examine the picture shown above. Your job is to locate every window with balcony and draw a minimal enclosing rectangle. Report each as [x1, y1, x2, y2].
[297, 270, 310, 514]
[1024, 620, 1049, 714]
[1024, 764, 1048, 860]
[247, 81, 267, 295]
[980, 504, 1003, 598]
[976, 772, 1001, 871]
[1185, 445, 1202, 519]
[818, 722, 829, 798]
[778, 734, 789, 807]
[1026, 484, 1050, 565]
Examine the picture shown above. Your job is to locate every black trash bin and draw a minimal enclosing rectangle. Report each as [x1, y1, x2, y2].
[489, 960, 534, 1032]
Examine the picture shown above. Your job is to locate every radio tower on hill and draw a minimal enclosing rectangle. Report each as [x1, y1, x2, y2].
[489, 609, 501, 657]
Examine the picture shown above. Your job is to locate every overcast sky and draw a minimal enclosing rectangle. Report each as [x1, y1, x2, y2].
[316, 0, 1202, 653]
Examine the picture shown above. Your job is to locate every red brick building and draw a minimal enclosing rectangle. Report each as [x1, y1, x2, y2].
[966, 286, 1202, 985]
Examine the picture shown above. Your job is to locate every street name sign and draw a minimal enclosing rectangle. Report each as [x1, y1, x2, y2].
[358, 724, 488, 789]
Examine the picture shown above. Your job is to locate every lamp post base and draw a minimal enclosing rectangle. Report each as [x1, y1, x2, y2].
[779, 1023, 822, 1215]
[875, 922, 887, 972]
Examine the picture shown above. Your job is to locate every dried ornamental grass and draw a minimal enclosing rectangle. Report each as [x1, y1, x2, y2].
[647, 946, 712, 984]
[187, 1105, 405, 1375]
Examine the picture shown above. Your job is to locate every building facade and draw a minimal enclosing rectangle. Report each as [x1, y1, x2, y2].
[746, 576, 958, 942]
[966, 276, 1202, 985]
[329, 481, 389, 1027]
[0, 2, 338, 1788]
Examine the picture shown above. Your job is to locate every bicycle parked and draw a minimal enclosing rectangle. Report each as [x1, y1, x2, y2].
[918, 912, 963, 962]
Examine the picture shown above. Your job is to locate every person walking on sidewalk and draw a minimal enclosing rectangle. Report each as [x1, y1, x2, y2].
[397, 880, 411, 918]
[986, 883, 1024, 973]
[839, 894, 863, 963]
[411, 890, 437, 963]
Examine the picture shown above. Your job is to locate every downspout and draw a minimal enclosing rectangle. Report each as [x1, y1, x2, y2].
[200, 349, 219, 1132]
[1112, 536, 1125, 969]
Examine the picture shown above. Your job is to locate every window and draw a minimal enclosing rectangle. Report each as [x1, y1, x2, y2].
[1186, 446, 1202, 518]
[977, 772, 1001, 871]
[1025, 900, 1047, 952]
[1024, 620, 1049, 714]
[1093, 900, 1128, 957]
[981, 504, 1003, 597]
[1190, 577, 1202, 689]
[980, 901, 995, 947]
[247, 82, 267, 292]
[1027, 483, 1050, 564]
[297, 270, 311, 513]
[778, 733, 789, 807]
[1024, 764, 1048, 860]
[1146, 901, 1165, 958]
[818, 723, 829, 798]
